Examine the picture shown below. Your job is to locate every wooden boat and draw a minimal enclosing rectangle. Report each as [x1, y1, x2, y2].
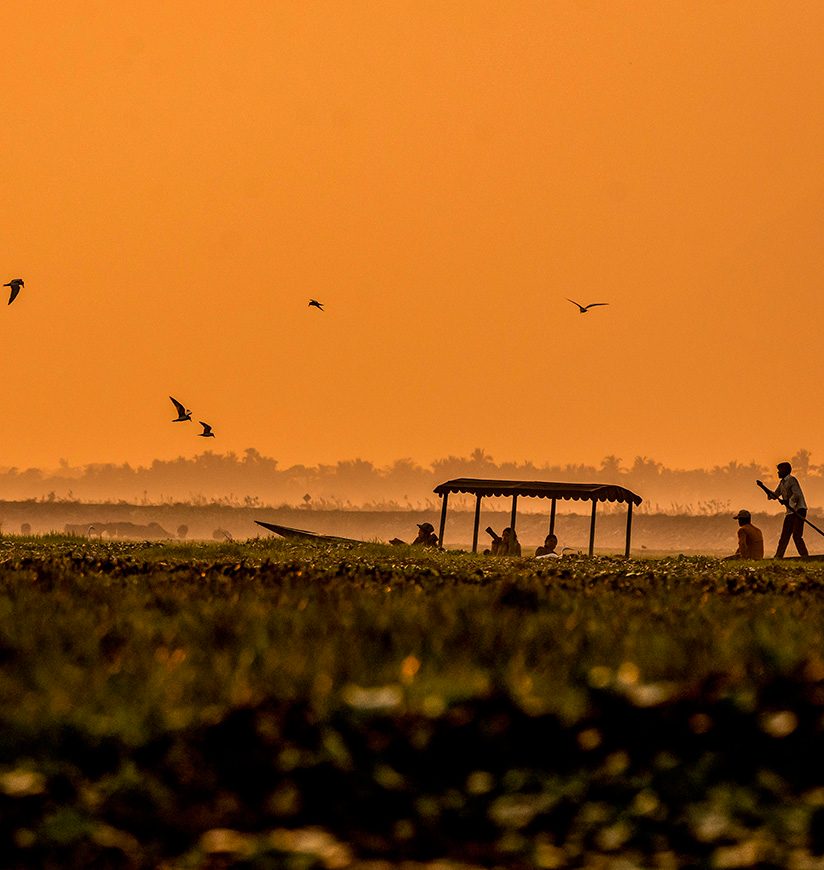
[255, 520, 362, 544]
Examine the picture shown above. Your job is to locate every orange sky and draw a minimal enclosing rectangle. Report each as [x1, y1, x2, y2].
[2, 1, 824, 473]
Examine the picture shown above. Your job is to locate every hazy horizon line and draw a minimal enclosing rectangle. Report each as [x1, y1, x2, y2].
[0, 447, 816, 477]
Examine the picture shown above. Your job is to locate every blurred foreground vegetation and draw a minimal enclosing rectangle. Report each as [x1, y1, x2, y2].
[2, 537, 824, 867]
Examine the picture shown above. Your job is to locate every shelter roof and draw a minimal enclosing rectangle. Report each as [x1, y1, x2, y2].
[433, 478, 642, 506]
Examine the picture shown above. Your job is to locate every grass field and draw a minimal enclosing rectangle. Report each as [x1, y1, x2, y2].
[2, 536, 824, 868]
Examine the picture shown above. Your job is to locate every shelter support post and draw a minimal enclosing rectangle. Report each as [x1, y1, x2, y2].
[589, 500, 597, 556]
[549, 498, 557, 536]
[624, 501, 633, 558]
[472, 494, 482, 553]
[438, 492, 449, 550]
[510, 494, 518, 531]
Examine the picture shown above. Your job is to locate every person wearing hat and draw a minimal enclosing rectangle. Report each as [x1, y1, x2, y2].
[724, 509, 764, 560]
[388, 522, 439, 547]
[411, 522, 439, 547]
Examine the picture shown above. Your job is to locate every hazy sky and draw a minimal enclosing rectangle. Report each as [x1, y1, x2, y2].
[2, 1, 823, 471]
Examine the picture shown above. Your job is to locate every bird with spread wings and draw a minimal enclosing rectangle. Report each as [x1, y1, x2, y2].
[566, 298, 608, 313]
[4, 278, 24, 305]
[169, 396, 192, 422]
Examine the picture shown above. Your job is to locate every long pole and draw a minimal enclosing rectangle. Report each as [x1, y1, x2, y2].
[588, 499, 597, 556]
[756, 480, 824, 537]
[549, 498, 557, 536]
[624, 501, 633, 558]
[471, 494, 482, 553]
[510, 494, 518, 531]
[438, 492, 449, 550]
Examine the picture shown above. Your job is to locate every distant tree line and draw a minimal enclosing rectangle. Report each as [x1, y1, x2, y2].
[0, 447, 820, 513]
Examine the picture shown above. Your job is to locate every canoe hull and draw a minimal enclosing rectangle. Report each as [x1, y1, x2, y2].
[255, 520, 361, 544]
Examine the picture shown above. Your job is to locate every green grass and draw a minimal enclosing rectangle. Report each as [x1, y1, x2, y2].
[2, 537, 824, 866]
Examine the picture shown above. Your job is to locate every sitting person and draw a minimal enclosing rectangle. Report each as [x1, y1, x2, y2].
[535, 533, 561, 559]
[390, 521, 438, 547]
[723, 509, 764, 560]
[498, 526, 522, 557]
[484, 526, 502, 555]
[411, 522, 439, 547]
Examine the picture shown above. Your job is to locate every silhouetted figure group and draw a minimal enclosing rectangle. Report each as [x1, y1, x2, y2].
[727, 461, 811, 560]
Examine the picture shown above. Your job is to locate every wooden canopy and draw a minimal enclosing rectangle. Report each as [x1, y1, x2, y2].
[434, 478, 642, 505]
[433, 477, 643, 556]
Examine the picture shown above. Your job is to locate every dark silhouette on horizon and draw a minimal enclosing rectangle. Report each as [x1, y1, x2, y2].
[0, 447, 820, 515]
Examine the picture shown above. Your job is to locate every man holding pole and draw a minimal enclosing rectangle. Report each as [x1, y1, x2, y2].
[764, 461, 809, 559]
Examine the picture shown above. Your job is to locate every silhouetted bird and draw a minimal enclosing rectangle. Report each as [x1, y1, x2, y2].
[169, 396, 192, 422]
[4, 278, 24, 305]
[308, 299, 324, 311]
[566, 298, 608, 313]
[198, 421, 215, 438]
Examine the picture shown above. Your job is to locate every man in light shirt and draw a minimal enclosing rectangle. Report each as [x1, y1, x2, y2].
[769, 461, 809, 558]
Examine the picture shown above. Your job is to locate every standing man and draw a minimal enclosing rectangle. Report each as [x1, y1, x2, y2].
[769, 461, 809, 558]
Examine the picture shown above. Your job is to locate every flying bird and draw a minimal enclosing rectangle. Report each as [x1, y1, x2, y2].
[4, 278, 24, 305]
[308, 299, 324, 311]
[566, 298, 608, 314]
[169, 396, 192, 422]
[198, 421, 215, 438]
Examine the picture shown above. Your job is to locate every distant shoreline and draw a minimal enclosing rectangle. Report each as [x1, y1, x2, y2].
[0, 501, 810, 555]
